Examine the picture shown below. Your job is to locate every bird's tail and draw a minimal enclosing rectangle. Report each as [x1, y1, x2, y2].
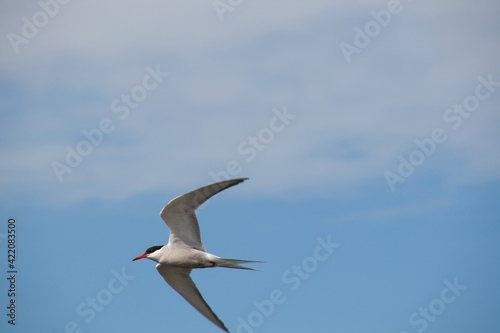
[216, 258, 264, 270]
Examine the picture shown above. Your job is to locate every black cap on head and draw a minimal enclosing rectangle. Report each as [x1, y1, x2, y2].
[145, 245, 163, 254]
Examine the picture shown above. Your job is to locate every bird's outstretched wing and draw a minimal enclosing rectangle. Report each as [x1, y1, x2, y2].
[159, 178, 248, 251]
[156, 264, 229, 332]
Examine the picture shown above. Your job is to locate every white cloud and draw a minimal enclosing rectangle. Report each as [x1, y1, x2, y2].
[0, 0, 499, 205]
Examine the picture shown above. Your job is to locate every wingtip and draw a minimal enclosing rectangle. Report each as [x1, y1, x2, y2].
[233, 177, 249, 186]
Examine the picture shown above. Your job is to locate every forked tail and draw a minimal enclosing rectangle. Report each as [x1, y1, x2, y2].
[216, 258, 264, 270]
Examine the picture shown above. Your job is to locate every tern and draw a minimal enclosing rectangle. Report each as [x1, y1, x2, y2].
[133, 178, 260, 332]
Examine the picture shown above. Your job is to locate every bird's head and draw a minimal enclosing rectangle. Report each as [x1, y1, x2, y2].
[133, 245, 163, 262]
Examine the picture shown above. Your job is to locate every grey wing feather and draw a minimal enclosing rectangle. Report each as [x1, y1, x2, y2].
[159, 178, 248, 251]
[156, 264, 229, 332]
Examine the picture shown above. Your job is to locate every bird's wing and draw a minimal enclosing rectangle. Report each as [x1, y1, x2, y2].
[156, 264, 229, 332]
[159, 178, 248, 251]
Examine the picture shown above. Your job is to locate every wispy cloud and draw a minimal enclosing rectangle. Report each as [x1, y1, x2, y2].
[1, 1, 499, 206]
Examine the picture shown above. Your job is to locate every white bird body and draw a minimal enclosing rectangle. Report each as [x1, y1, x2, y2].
[149, 243, 218, 268]
[133, 178, 260, 332]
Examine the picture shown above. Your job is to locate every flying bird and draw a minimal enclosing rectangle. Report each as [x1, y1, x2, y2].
[133, 178, 260, 332]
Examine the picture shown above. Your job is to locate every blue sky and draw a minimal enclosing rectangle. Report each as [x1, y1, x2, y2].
[1, 1, 499, 332]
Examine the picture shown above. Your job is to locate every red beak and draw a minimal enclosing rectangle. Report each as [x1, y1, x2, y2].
[132, 254, 148, 261]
